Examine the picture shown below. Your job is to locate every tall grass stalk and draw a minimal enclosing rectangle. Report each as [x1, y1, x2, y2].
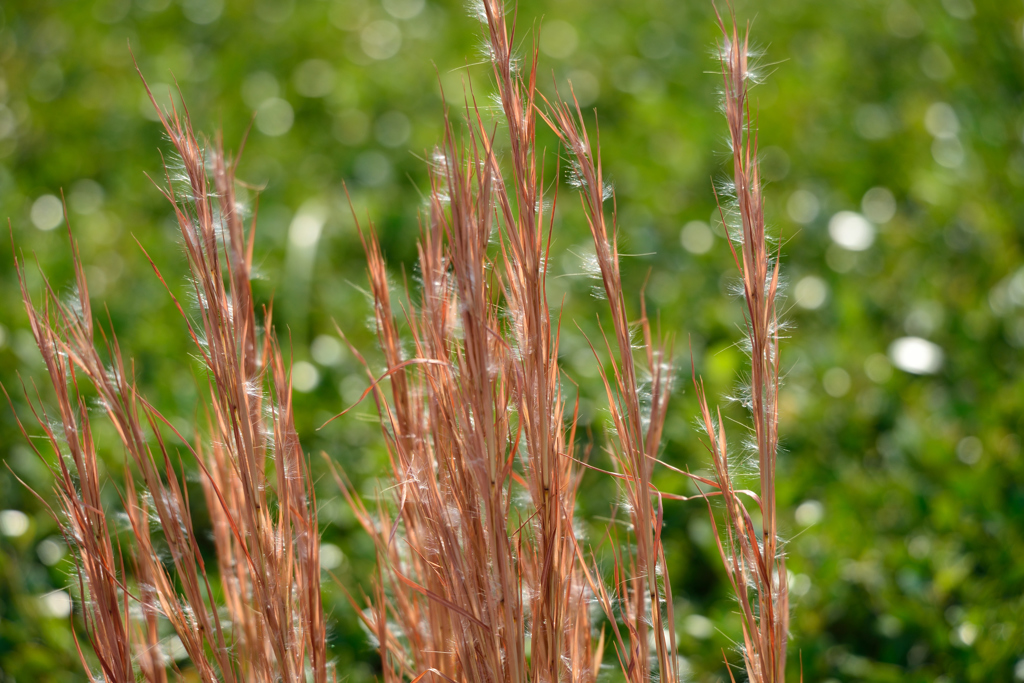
[10, 77, 329, 683]
[693, 11, 790, 683]
[9, 3, 790, 682]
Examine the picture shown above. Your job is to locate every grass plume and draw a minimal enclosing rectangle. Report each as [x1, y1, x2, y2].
[9, 75, 330, 683]
[690, 9, 790, 683]
[8, 4, 791, 683]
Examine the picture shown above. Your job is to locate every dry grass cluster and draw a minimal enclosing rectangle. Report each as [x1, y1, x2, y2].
[10, 3, 790, 682]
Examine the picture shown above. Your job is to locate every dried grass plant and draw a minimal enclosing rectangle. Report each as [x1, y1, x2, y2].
[691, 12, 790, 683]
[9, 73, 329, 683]
[8, 3, 791, 683]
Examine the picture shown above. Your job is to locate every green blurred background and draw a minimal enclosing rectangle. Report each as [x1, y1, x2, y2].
[1, 0, 1022, 680]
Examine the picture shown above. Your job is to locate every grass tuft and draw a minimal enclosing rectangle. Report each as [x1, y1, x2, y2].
[8, 4, 789, 683]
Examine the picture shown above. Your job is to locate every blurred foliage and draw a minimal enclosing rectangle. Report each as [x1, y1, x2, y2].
[1, 0, 1023, 681]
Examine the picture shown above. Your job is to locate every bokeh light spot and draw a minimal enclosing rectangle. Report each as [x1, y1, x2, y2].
[828, 211, 874, 251]
[861, 186, 896, 223]
[787, 189, 820, 224]
[863, 353, 893, 383]
[795, 500, 824, 527]
[256, 98, 294, 137]
[383, 0, 425, 20]
[0, 510, 30, 537]
[69, 179, 105, 215]
[925, 102, 959, 139]
[374, 111, 411, 148]
[361, 21, 402, 60]
[31, 194, 64, 231]
[293, 59, 336, 98]
[354, 151, 393, 186]
[920, 44, 954, 81]
[889, 336, 944, 375]
[291, 361, 320, 393]
[242, 71, 280, 109]
[540, 20, 578, 59]
[823, 367, 851, 397]
[794, 275, 828, 310]
[38, 591, 72, 618]
[932, 137, 964, 168]
[680, 220, 713, 254]
[956, 436, 983, 465]
[683, 615, 714, 639]
[320, 542, 346, 570]
[36, 537, 66, 566]
[311, 335, 345, 366]
[854, 104, 894, 140]
[181, 0, 224, 25]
